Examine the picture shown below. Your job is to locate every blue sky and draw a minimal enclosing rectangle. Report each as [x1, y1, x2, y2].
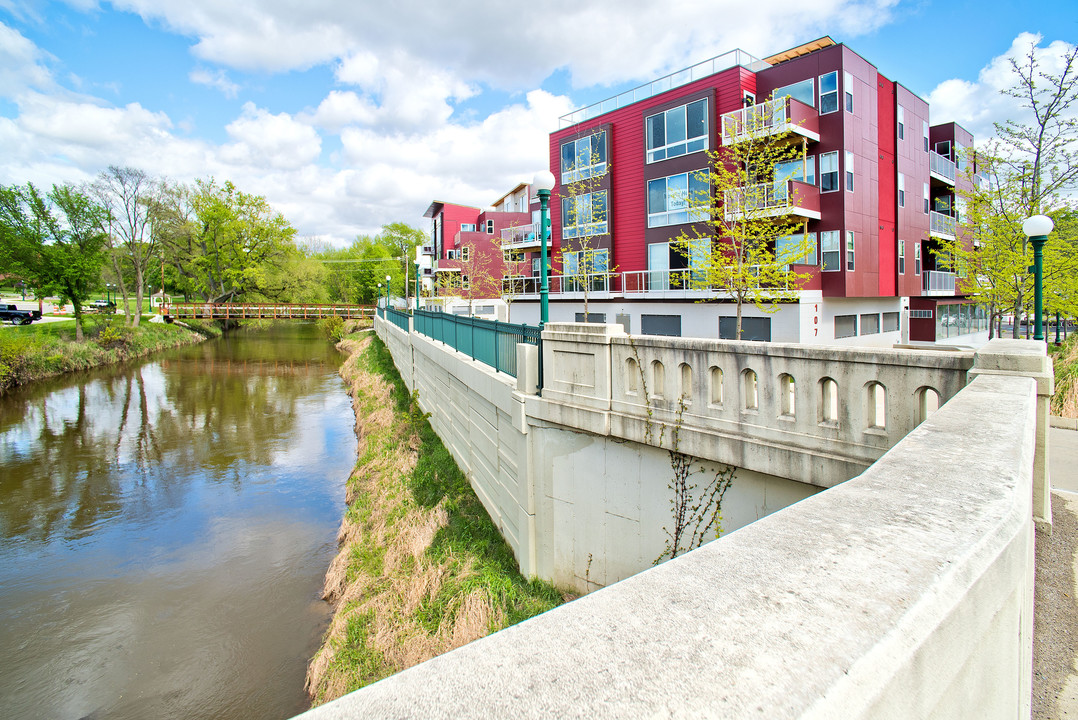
[1, 0, 1075, 245]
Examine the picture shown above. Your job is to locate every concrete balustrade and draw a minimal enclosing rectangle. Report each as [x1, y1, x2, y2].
[300, 336, 1040, 719]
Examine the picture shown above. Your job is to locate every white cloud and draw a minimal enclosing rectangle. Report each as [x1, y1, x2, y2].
[189, 67, 239, 98]
[0, 20, 53, 96]
[927, 32, 1078, 146]
[221, 103, 322, 170]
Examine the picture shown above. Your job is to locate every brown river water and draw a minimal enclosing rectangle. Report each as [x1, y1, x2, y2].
[0, 324, 355, 719]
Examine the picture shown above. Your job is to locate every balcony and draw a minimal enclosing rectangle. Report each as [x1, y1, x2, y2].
[923, 270, 956, 296]
[720, 97, 820, 146]
[502, 273, 616, 299]
[621, 267, 799, 299]
[500, 222, 542, 249]
[930, 152, 956, 185]
[930, 211, 957, 240]
[421, 244, 435, 256]
[724, 179, 821, 222]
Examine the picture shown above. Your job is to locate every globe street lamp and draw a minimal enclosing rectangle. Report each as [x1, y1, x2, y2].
[1022, 215, 1054, 342]
[532, 170, 556, 325]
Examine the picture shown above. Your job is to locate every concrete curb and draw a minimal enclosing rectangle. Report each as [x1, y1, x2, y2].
[1052, 416, 1078, 431]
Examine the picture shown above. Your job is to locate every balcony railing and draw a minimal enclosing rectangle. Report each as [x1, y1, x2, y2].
[930, 152, 956, 184]
[500, 222, 542, 248]
[622, 267, 795, 296]
[720, 97, 820, 146]
[724, 179, 821, 221]
[923, 270, 956, 296]
[930, 211, 957, 238]
[502, 273, 615, 297]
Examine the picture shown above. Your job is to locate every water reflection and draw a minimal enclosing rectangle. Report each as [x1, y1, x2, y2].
[0, 324, 354, 720]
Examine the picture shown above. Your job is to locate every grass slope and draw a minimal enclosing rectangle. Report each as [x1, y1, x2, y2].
[1052, 333, 1078, 418]
[306, 332, 563, 705]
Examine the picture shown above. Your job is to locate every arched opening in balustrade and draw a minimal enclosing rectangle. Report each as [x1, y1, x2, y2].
[652, 360, 665, 399]
[916, 386, 940, 425]
[679, 363, 692, 404]
[742, 369, 758, 411]
[779, 373, 796, 418]
[709, 366, 724, 407]
[818, 377, 839, 425]
[866, 382, 887, 430]
[626, 357, 639, 395]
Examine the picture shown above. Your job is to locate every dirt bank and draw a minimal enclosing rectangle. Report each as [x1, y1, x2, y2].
[305, 333, 562, 707]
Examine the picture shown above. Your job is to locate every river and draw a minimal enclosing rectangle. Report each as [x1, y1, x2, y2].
[0, 324, 356, 720]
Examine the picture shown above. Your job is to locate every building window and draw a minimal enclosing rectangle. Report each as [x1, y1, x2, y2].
[923, 183, 930, 214]
[820, 151, 839, 192]
[772, 78, 814, 107]
[774, 157, 815, 186]
[641, 314, 682, 337]
[460, 223, 476, 232]
[835, 315, 858, 339]
[844, 71, 853, 112]
[846, 231, 855, 271]
[462, 275, 470, 290]
[503, 249, 524, 263]
[935, 140, 951, 158]
[861, 313, 880, 335]
[647, 171, 709, 228]
[898, 173, 905, 207]
[898, 239, 906, 274]
[910, 309, 933, 319]
[562, 191, 608, 239]
[719, 317, 772, 342]
[883, 312, 900, 331]
[777, 232, 817, 268]
[897, 106, 905, 140]
[461, 246, 470, 262]
[845, 151, 854, 192]
[646, 99, 708, 163]
[819, 71, 838, 114]
[914, 243, 922, 275]
[923, 121, 929, 152]
[560, 131, 607, 184]
[820, 230, 840, 271]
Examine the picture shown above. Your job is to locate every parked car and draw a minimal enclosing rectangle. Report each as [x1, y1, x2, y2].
[0, 304, 39, 325]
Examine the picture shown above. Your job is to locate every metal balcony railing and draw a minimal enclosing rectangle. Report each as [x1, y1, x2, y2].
[930, 152, 956, 183]
[500, 222, 541, 248]
[723, 180, 820, 220]
[720, 96, 820, 146]
[923, 270, 956, 295]
[930, 211, 957, 238]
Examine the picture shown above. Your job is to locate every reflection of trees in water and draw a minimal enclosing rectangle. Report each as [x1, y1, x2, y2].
[0, 337, 335, 544]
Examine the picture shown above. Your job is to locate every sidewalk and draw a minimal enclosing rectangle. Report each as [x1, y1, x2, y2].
[1034, 424, 1078, 719]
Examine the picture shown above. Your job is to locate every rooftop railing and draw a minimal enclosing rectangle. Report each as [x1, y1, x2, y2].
[558, 49, 768, 129]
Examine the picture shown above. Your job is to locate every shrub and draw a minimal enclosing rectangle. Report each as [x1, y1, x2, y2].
[318, 315, 346, 342]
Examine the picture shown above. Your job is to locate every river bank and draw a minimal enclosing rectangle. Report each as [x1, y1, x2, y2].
[1052, 333, 1078, 418]
[305, 330, 564, 707]
[0, 315, 221, 395]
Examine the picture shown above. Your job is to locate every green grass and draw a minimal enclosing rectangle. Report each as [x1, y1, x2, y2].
[0, 316, 221, 394]
[1052, 332, 1078, 417]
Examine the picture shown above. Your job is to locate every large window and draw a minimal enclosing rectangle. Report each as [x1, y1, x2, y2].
[562, 191, 608, 239]
[647, 171, 709, 228]
[560, 131, 607, 184]
[821, 230, 840, 271]
[820, 71, 838, 114]
[860, 313, 880, 335]
[774, 157, 815, 186]
[777, 232, 817, 268]
[835, 315, 857, 338]
[646, 99, 707, 163]
[820, 151, 839, 192]
[641, 314, 682, 337]
[773, 78, 814, 107]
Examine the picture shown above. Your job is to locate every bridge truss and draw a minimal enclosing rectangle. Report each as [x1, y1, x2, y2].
[164, 303, 375, 321]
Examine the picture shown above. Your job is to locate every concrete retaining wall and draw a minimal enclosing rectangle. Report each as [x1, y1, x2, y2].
[299, 368, 1038, 719]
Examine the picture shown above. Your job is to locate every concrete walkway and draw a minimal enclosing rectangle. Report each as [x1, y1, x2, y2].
[1034, 425, 1078, 719]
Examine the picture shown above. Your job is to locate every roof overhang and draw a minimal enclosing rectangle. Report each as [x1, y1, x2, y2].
[763, 36, 837, 66]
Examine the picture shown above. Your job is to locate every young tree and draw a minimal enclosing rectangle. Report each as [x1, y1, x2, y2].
[377, 223, 426, 302]
[0, 183, 108, 340]
[671, 102, 815, 339]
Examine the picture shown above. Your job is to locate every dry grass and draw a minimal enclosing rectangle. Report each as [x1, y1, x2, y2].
[305, 335, 561, 706]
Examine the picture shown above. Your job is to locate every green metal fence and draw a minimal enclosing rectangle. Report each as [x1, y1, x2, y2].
[386, 306, 411, 332]
[412, 309, 541, 382]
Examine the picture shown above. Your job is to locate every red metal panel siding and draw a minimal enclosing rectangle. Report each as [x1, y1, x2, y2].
[909, 297, 936, 341]
[877, 73, 897, 297]
[895, 85, 931, 299]
[549, 66, 755, 275]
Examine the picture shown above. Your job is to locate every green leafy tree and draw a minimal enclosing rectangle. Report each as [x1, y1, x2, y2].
[0, 183, 108, 340]
[672, 103, 815, 339]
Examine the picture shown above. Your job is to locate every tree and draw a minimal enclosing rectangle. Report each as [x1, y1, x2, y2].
[377, 223, 426, 302]
[671, 100, 815, 339]
[0, 183, 108, 340]
[92, 166, 158, 327]
[953, 39, 1078, 337]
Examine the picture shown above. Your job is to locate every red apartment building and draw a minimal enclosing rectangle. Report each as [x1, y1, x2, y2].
[423, 37, 987, 345]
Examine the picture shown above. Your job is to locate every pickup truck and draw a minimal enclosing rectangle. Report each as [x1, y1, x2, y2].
[0, 304, 41, 325]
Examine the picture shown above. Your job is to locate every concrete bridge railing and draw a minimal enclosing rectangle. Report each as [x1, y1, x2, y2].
[303, 323, 1045, 719]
